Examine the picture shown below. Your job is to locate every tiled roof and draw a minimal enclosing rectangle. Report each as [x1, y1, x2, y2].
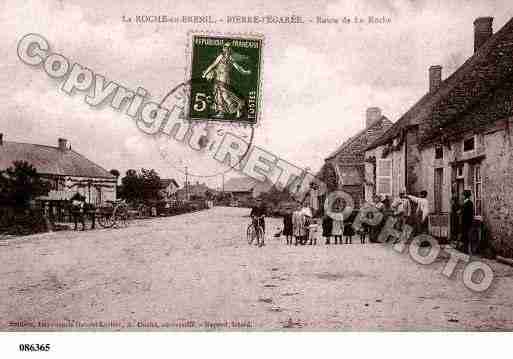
[367, 17, 513, 150]
[421, 18, 513, 144]
[326, 116, 393, 160]
[0, 141, 115, 179]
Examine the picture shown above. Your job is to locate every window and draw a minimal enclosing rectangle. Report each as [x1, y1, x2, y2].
[463, 137, 475, 152]
[473, 164, 482, 217]
[376, 159, 392, 196]
[455, 165, 464, 179]
[435, 145, 443, 159]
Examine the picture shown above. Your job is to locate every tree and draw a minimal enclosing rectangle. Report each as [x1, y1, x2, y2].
[119, 168, 162, 204]
[110, 169, 120, 178]
[140, 168, 162, 203]
[0, 161, 49, 208]
[120, 169, 141, 204]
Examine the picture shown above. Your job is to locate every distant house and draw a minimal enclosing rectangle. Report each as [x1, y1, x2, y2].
[223, 177, 272, 202]
[318, 107, 393, 209]
[175, 181, 215, 201]
[159, 178, 179, 199]
[0, 135, 116, 204]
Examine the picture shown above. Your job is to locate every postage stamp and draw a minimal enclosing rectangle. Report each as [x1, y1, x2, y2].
[187, 33, 263, 124]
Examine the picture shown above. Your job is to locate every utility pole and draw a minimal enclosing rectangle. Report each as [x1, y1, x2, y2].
[185, 166, 189, 201]
[222, 173, 225, 194]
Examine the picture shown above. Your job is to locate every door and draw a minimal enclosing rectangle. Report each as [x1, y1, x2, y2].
[434, 168, 443, 213]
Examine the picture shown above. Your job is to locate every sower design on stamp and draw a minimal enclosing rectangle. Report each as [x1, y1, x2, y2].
[189, 35, 262, 124]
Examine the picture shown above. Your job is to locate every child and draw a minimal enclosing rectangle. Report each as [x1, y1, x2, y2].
[332, 217, 343, 245]
[344, 212, 356, 244]
[322, 215, 333, 245]
[308, 219, 318, 245]
[282, 210, 293, 245]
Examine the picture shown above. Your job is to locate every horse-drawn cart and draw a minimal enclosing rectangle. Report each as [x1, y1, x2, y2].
[97, 200, 130, 228]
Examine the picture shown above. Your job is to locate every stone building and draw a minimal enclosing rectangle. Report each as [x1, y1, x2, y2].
[365, 17, 513, 255]
[319, 107, 392, 209]
[222, 177, 272, 203]
[418, 17, 513, 256]
[0, 135, 116, 204]
[363, 65, 448, 202]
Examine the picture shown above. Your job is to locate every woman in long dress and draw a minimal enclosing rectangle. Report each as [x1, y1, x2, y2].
[292, 209, 306, 246]
[201, 42, 251, 119]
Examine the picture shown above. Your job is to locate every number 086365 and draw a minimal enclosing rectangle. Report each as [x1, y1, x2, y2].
[19, 344, 51, 352]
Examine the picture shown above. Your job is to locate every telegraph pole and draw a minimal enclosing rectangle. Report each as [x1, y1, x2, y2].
[185, 166, 189, 201]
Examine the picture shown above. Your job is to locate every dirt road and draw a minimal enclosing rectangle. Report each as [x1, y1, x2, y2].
[1, 207, 513, 330]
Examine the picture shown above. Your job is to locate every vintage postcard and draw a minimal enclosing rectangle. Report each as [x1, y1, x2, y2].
[1, 0, 513, 357]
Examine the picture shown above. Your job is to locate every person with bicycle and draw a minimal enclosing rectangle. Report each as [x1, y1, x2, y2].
[250, 199, 266, 246]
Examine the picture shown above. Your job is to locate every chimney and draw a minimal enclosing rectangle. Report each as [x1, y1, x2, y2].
[58, 138, 68, 151]
[429, 65, 442, 93]
[366, 107, 382, 127]
[474, 17, 493, 52]
[0, 133, 3, 146]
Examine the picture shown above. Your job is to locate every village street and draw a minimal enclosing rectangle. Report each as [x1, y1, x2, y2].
[1, 206, 513, 331]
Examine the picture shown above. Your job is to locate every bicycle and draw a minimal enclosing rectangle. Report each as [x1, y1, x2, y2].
[247, 216, 265, 247]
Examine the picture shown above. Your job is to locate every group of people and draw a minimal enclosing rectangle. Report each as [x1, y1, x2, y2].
[282, 205, 316, 245]
[320, 212, 360, 245]
[320, 189, 431, 245]
[252, 187, 476, 252]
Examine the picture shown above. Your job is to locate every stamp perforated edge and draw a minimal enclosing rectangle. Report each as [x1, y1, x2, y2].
[184, 30, 265, 129]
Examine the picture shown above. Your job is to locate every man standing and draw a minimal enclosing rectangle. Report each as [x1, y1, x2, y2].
[71, 192, 86, 231]
[407, 190, 429, 234]
[461, 189, 474, 253]
[391, 189, 411, 232]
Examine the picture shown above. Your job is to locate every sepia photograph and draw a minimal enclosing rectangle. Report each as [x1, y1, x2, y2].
[1, 0, 513, 356]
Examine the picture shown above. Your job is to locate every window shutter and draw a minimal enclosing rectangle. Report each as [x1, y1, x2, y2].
[376, 158, 392, 196]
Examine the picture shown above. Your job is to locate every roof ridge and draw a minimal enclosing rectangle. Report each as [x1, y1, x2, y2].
[3, 140, 60, 150]
[0, 141, 115, 179]
[325, 116, 391, 160]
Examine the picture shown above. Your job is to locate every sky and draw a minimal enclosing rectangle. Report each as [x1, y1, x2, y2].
[1, 0, 512, 189]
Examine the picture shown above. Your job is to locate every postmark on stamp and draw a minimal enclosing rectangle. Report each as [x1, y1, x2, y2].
[187, 33, 263, 124]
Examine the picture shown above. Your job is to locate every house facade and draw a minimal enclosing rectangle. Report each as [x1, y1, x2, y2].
[319, 107, 393, 209]
[365, 17, 513, 255]
[159, 178, 180, 200]
[175, 181, 215, 201]
[0, 135, 116, 205]
[222, 177, 272, 203]
[417, 18, 513, 256]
